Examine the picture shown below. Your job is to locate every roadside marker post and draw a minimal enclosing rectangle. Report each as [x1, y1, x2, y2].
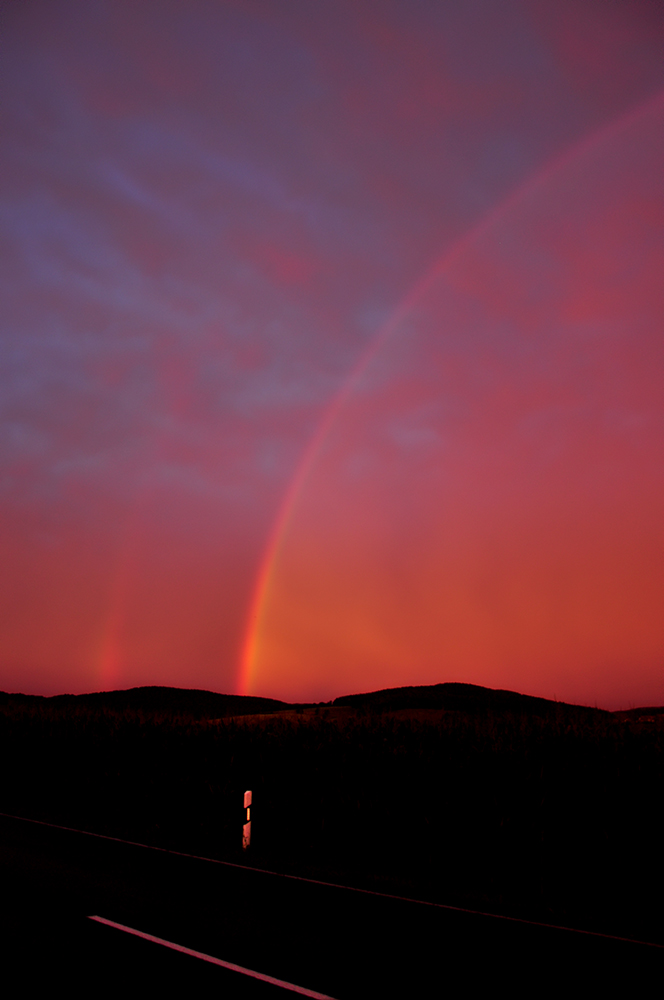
[243, 790, 252, 849]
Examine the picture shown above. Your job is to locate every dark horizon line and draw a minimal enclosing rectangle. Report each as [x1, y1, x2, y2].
[1, 680, 662, 716]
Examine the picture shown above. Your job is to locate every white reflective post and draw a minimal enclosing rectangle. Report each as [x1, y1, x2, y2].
[243, 790, 252, 849]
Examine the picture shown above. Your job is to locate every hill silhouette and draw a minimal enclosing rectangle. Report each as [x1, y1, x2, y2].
[332, 682, 607, 719]
[0, 686, 287, 720]
[0, 680, 614, 720]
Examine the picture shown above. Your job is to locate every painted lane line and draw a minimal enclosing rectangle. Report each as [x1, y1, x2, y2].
[88, 916, 336, 998]
[3, 812, 662, 949]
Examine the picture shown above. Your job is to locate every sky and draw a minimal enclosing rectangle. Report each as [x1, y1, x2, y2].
[1, 0, 664, 707]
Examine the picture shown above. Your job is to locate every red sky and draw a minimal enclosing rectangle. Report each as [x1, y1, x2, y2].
[2, 1, 664, 707]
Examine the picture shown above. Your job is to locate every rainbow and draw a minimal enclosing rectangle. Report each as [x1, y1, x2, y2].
[237, 88, 664, 697]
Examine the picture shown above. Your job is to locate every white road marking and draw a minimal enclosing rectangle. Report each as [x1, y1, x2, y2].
[88, 916, 336, 998]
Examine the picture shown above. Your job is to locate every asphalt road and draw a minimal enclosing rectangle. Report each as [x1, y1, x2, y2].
[1, 812, 661, 996]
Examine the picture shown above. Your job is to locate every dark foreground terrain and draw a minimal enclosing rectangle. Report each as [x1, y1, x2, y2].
[1, 682, 663, 947]
[2, 810, 662, 997]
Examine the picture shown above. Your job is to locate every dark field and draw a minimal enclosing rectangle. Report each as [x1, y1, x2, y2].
[1, 682, 663, 944]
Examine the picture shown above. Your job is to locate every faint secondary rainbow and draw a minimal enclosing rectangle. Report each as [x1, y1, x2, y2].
[96, 454, 164, 690]
[237, 89, 664, 697]
[96, 491, 145, 690]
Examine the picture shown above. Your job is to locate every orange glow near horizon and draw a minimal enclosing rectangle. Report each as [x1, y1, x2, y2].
[243, 96, 664, 710]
